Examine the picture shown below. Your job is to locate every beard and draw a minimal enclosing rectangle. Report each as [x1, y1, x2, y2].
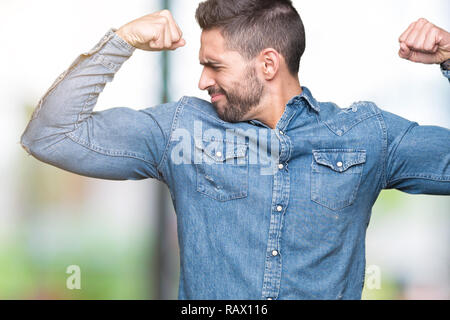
[208, 64, 264, 123]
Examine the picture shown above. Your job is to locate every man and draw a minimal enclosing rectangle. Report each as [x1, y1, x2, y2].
[20, 0, 449, 300]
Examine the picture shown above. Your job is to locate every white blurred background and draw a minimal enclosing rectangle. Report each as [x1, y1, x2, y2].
[0, 0, 448, 299]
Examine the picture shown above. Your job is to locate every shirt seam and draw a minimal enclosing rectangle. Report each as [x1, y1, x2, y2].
[324, 112, 379, 136]
[156, 97, 186, 178]
[373, 109, 388, 192]
[65, 131, 158, 167]
[188, 103, 230, 125]
[385, 121, 419, 187]
[388, 174, 450, 183]
[75, 79, 101, 130]
[109, 28, 136, 53]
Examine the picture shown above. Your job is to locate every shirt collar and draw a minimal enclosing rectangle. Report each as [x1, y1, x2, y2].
[286, 86, 320, 113]
[247, 86, 320, 128]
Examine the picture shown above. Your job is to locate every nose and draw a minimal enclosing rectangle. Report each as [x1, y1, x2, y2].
[198, 68, 216, 91]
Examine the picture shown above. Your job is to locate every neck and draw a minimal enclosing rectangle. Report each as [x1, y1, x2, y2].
[251, 77, 302, 129]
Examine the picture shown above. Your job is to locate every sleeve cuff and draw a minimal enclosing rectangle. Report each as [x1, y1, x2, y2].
[83, 28, 136, 58]
[110, 28, 136, 54]
[441, 68, 450, 79]
[440, 60, 450, 81]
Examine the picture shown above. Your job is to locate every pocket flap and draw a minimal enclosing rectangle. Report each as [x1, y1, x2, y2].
[312, 149, 366, 172]
[194, 139, 247, 162]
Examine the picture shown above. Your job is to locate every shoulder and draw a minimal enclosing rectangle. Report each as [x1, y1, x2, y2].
[181, 96, 223, 120]
[139, 95, 217, 125]
[140, 95, 226, 133]
[316, 100, 381, 136]
[144, 95, 220, 119]
[319, 99, 418, 149]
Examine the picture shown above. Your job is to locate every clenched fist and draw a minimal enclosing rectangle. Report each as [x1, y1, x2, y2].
[398, 18, 450, 64]
[116, 10, 185, 51]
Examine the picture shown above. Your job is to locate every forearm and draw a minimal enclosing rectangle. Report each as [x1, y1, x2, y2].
[20, 29, 135, 154]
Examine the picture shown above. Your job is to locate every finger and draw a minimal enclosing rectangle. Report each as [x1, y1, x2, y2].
[406, 50, 437, 64]
[169, 38, 186, 51]
[399, 21, 416, 43]
[163, 23, 173, 48]
[405, 19, 427, 49]
[154, 14, 174, 48]
[423, 26, 439, 52]
[399, 41, 412, 59]
[149, 24, 165, 50]
[159, 10, 182, 43]
[415, 22, 434, 52]
[399, 41, 437, 64]
[174, 22, 183, 40]
[172, 22, 183, 44]
[167, 20, 182, 43]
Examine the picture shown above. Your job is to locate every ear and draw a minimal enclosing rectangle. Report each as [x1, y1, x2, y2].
[258, 48, 280, 80]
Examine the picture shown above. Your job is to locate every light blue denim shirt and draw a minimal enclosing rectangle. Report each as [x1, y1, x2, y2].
[20, 29, 450, 300]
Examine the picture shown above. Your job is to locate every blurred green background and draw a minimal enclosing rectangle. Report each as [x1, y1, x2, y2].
[0, 0, 448, 299]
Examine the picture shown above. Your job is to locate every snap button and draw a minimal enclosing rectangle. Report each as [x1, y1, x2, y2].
[276, 205, 283, 212]
[278, 164, 284, 170]
[215, 151, 222, 157]
[337, 161, 343, 168]
[272, 250, 279, 256]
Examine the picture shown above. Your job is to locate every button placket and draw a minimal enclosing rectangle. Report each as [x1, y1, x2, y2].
[261, 128, 291, 300]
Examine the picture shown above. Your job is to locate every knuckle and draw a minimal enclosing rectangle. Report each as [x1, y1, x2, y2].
[424, 43, 433, 51]
[160, 9, 170, 16]
[155, 23, 165, 32]
[173, 33, 181, 42]
[158, 15, 169, 24]
[150, 38, 164, 49]
[424, 22, 434, 30]
[418, 17, 428, 24]
[405, 39, 414, 46]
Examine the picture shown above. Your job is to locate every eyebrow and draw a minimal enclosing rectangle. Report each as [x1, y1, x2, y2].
[199, 59, 222, 67]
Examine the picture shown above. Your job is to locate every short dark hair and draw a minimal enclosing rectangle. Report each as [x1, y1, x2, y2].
[196, 0, 306, 76]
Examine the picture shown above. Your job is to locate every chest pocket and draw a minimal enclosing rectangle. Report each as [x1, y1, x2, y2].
[195, 138, 249, 202]
[311, 149, 366, 211]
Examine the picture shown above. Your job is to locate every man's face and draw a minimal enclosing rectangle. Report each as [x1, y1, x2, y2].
[198, 29, 265, 123]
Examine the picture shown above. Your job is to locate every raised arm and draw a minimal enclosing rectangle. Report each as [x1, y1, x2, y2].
[20, 10, 185, 181]
[382, 19, 450, 194]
